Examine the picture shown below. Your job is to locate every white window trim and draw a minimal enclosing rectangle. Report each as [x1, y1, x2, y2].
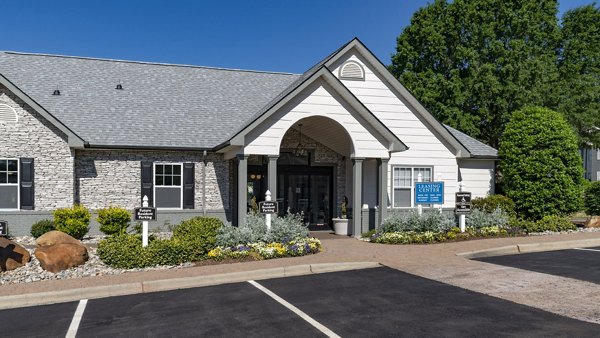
[391, 166, 433, 209]
[0, 158, 20, 210]
[153, 162, 183, 210]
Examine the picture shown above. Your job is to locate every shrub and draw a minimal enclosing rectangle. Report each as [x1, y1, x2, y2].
[53, 204, 91, 239]
[584, 181, 600, 215]
[511, 215, 576, 234]
[216, 211, 309, 247]
[379, 211, 454, 233]
[499, 107, 584, 220]
[172, 217, 223, 260]
[471, 195, 516, 217]
[97, 206, 131, 236]
[466, 208, 509, 229]
[30, 219, 55, 238]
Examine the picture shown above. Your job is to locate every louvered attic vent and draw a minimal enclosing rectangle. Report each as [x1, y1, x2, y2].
[0, 104, 17, 123]
[339, 61, 365, 80]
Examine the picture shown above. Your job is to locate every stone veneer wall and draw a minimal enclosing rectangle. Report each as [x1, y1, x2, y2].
[75, 149, 230, 211]
[280, 128, 346, 215]
[0, 84, 74, 210]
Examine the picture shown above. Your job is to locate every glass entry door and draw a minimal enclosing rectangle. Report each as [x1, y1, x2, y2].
[278, 166, 333, 230]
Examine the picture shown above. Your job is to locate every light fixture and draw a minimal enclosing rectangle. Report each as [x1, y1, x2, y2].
[115, 82, 123, 90]
[52, 85, 60, 96]
[293, 123, 308, 157]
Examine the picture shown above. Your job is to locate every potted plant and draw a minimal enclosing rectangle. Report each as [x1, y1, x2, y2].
[332, 196, 350, 235]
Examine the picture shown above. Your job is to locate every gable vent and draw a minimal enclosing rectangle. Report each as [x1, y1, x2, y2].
[339, 61, 365, 80]
[0, 104, 17, 123]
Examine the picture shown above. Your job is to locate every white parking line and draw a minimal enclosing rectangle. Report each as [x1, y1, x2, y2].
[248, 280, 340, 338]
[65, 299, 88, 338]
[573, 248, 600, 252]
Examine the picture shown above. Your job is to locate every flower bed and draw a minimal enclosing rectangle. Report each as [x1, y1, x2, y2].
[208, 238, 322, 260]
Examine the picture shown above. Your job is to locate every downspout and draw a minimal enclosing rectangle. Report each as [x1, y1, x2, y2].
[202, 150, 207, 217]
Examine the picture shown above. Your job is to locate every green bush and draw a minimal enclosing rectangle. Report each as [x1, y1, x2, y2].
[53, 204, 91, 239]
[466, 208, 509, 229]
[30, 219, 55, 238]
[172, 217, 223, 260]
[97, 234, 195, 268]
[97, 206, 131, 235]
[584, 181, 600, 215]
[216, 212, 309, 247]
[379, 211, 455, 233]
[499, 107, 584, 220]
[471, 195, 516, 217]
[511, 215, 576, 234]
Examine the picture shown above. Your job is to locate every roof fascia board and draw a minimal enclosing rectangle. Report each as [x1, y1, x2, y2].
[324, 39, 471, 158]
[0, 74, 85, 148]
[84, 144, 212, 152]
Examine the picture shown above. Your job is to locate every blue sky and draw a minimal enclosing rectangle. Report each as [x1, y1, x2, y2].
[3, 0, 594, 73]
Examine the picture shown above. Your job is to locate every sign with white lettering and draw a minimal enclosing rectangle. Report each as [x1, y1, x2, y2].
[135, 207, 156, 221]
[259, 201, 278, 214]
[455, 192, 472, 214]
[415, 182, 444, 204]
[0, 220, 7, 236]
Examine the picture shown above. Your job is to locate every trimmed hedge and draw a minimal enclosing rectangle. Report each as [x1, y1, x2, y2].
[471, 195, 516, 217]
[97, 206, 131, 235]
[53, 204, 91, 239]
[173, 217, 223, 261]
[584, 181, 600, 216]
[30, 219, 55, 238]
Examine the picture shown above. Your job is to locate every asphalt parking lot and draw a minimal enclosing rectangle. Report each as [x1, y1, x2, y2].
[475, 246, 600, 284]
[1, 267, 598, 337]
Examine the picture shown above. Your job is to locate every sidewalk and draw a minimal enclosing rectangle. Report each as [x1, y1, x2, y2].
[2, 230, 600, 322]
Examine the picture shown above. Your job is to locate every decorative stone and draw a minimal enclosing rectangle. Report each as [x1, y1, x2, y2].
[0, 237, 31, 271]
[585, 216, 600, 228]
[36, 231, 81, 247]
[35, 243, 89, 273]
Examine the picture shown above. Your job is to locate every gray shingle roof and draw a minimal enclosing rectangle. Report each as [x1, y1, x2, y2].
[0, 52, 299, 149]
[444, 124, 498, 158]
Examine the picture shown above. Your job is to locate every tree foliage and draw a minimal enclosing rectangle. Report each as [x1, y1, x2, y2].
[499, 107, 583, 220]
[557, 4, 600, 147]
[390, 0, 561, 148]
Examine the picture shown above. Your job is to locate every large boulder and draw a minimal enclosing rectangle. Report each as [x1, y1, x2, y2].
[35, 243, 88, 273]
[586, 216, 600, 228]
[36, 230, 81, 247]
[0, 237, 31, 271]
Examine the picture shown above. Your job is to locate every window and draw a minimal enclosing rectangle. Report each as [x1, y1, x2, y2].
[392, 166, 432, 208]
[0, 158, 19, 209]
[154, 163, 182, 209]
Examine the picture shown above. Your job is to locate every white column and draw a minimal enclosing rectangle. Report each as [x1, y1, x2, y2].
[352, 158, 364, 237]
[237, 154, 248, 227]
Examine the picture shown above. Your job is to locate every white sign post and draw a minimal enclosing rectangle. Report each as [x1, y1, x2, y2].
[142, 195, 149, 247]
[417, 172, 423, 216]
[458, 182, 466, 233]
[265, 190, 272, 231]
[436, 172, 443, 214]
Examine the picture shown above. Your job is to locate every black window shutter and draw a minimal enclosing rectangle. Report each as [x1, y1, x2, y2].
[141, 161, 153, 207]
[183, 162, 195, 209]
[20, 158, 34, 210]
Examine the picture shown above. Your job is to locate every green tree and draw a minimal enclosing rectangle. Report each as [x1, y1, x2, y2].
[390, 0, 561, 147]
[499, 107, 584, 220]
[558, 4, 600, 147]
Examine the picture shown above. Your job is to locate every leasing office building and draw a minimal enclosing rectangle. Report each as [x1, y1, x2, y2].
[0, 39, 497, 236]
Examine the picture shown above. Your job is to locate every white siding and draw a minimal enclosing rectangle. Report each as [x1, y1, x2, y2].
[332, 52, 459, 207]
[458, 159, 495, 198]
[244, 79, 390, 158]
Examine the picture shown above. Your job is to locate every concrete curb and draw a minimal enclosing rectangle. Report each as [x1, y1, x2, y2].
[457, 238, 600, 259]
[0, 262, 381, 310]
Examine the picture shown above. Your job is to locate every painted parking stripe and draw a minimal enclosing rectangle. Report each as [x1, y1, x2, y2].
[248, 280, 340, 338]
[573, 248, 600, 252]
[65, 299, 88, 338]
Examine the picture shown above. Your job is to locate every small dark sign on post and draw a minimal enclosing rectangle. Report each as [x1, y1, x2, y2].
[135, 207, 156, 221]
[455, 192, 472, 214]
[259, 201, 278, 214]
[0, 220, 7, 236]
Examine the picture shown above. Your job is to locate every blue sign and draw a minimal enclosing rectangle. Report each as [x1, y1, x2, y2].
[415, 182, 444, 204]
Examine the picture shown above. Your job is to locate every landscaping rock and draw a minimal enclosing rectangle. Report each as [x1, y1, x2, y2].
[36, 231, 81, 247]
[585, 216, 600, 228]
[0, 237, 31, 271]
[35, 243, 89, 273]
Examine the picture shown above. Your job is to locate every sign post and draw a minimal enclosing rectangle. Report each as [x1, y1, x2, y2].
[417, 173, 422, 216]
[0, 220, 7, 237]
[259, 190, 278, 231]
[455, 182, 472, 233]
[134, 195, 156, 247]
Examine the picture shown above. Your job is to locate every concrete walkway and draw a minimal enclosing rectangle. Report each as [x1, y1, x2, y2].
[2, 230, 600, 323]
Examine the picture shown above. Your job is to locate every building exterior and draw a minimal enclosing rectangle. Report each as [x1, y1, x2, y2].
[581, 148, 600, 181]
[0, 38, 497, 236]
